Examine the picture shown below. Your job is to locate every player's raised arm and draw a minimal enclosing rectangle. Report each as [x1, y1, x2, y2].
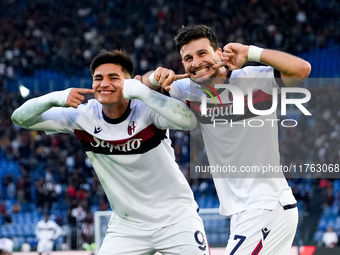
[257, 46, 311, 87]
[141, 67, 189, 92]
[124, 78, 197, 130]
[11, 88, 93, 129]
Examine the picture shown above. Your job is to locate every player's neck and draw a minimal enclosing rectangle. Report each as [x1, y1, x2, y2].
[102, 100, 129, 119]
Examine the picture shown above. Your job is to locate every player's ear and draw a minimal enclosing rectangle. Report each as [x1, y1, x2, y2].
[179, 51, 185, 66]
[216, 48, 223, 59]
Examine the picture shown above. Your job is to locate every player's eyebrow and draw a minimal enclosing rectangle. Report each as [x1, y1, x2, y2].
[182, 49, 208, 60]
[182, 53, 192, 60]
[93, 73, 121, 79]
[195, 49, 209, 56]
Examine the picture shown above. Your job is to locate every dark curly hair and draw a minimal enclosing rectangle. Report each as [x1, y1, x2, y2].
[175, 24, 219, 52]
[89, 50, 134, 78]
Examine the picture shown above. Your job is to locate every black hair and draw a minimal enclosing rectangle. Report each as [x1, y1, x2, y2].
[89, 50, 134, 77]
[175, 24, 219, 52]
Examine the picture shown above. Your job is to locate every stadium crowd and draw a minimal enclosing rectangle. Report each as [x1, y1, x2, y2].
[1, 0, 340, 79]
[0, 0, 340, 250]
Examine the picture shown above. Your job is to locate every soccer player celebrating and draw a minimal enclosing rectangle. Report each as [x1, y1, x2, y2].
[143, 25, 311, 255]
[12, 50, 209, 255]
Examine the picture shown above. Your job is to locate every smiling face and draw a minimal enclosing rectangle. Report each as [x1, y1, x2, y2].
[180, 38, 224, 84]
[92, 63, 129, 114]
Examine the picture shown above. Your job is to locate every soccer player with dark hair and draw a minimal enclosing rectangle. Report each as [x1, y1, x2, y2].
[143, 24, 311, 255]
[12, 50, 210, 255]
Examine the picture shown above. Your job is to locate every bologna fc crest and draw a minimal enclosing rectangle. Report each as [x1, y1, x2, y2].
[128, 121, 136, 135]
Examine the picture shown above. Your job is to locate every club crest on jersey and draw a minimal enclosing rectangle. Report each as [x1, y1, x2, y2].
[127, 121, 136, 135]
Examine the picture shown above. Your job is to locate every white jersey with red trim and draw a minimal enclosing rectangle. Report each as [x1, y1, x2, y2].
[170, 65, 296, 216]
[38, 98, 198, 230]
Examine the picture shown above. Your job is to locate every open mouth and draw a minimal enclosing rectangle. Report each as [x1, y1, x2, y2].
[192, 66, 210, 76]
[98, 90, 115, 94]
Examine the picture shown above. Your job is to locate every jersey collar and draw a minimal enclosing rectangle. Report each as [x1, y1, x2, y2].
[102, 101, 132, 124]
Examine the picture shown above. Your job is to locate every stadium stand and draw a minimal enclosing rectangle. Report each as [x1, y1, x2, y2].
[0, 0, 339, 251]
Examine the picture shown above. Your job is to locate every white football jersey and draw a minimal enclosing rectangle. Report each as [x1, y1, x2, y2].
[40, 98, 198, 229]
[0, 238, 14, 253]
[35, 219, 62, 241]
[170, 66, 296, 216]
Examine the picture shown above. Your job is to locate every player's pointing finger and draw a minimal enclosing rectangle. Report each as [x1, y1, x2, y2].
[174, 73, 189, 80]
[75, 88, 94, 94]
[212, 61, 227, 69]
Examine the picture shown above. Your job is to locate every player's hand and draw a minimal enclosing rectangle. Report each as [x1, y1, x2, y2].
[213, 43, 249, 70]
[66, 88, 94, 108]
[134, 75, 142, 82]
[153, 67, 189, 91]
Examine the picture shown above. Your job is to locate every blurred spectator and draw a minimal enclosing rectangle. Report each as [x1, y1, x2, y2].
[71, 201, 87, 228]
[0, 238, 14, 255]
[98, 199, 108, 211]
[16, 175, 25, 204]
[75, 185, 89, 202]
[319, 179, 330, 190]
[0, 200, 8, 226]
[1, 174, 13, 200]
[322, 227, 338, 248]
[11, 203, 21, 214]
[55, 214, 68, 250]
[81, 212, 94, 244]
[21, 243, 31, 252]
[0, 0, 338, 77]
[35, 213, 63, 255]
[0, 200, 6, 217]
[34, 177, 45, 211]
[41, 179, 57, 213]
[324, 182, 335, 207]
[2, 213, 12, 225]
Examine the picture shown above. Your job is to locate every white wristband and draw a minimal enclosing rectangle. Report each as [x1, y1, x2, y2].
[248, 45, 264, 62]
[148, 72, 160, 87]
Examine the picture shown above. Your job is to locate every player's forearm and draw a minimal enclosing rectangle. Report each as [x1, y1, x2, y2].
[51, 229, 62, 240]
[11, 89, 71, 128]
[124, 79, 197, 130]
[258, 49, 311, 87]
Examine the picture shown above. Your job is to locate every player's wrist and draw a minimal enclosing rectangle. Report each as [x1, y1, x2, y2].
[247, 45, 264, 62]
[50, 88, 72, 107]
[148, 72, 161, 88]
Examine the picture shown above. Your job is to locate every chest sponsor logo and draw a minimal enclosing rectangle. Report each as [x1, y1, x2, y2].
[74, 124, 165, 155]
[91, 136, 142, 153]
